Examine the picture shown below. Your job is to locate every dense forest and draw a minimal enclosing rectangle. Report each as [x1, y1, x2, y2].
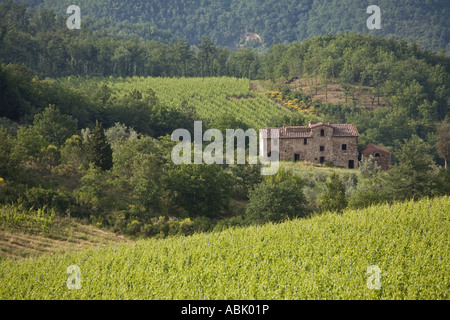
[15, 0, 450, 54]
[0, 1, 449, 239]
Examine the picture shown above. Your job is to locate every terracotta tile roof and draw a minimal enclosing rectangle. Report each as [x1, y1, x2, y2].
[331, 124, 359, 137]
[260, 122, 359, 138]
[362, 144, 391, 155]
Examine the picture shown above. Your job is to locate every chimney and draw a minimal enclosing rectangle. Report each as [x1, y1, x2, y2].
[328, 120, 332, 125]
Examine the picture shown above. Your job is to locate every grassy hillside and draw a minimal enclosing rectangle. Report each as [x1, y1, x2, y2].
[1, 196, 448, 299]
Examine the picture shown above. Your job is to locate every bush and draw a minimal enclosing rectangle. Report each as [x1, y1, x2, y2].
[180, 218, 195, 235]
[192, 216, 213, 233]
[245, 176, 307, 224]
[432, 168, 450, 196]
[342, 172, 358, 197]
[300, 173, 316, 188]
[141, 223, 157, 237]
[324, 161, 335, 167]
[313, 170, 327, 182]
[165, 163, 234, 218]
[126, 220, 141, 235]
[213, 215, 248, 232]
[0, 181, 25, 204]
[228, 163, 263, 200]
[112, 211, 128, 233]
[320, 173, 348, 213]
[349, 188, 390, 209]
[24, 187, 55, 210]
[348, 175, 391, 209]
[359, 155, 381, 179]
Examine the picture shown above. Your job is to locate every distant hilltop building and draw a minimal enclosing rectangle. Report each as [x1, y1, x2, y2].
[361, 144, 392, 171]
[240, 32, 263, 47]
[260, 121, 359, 169]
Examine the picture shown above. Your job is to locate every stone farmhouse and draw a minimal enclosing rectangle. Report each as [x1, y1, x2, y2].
[259, 121, 360, 169]
[361, 144, 392, 171]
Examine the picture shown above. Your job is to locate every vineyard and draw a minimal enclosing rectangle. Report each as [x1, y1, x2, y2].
[59, 76, 294, 129]
[0, 205, 129, 261]
[0, 196, 448, 299]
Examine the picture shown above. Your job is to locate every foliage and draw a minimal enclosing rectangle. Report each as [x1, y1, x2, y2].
[359, 155, 382, 179]
[83, 121, 113, 171]
[73, 164, 117, 219]
[435, 122, 450, 168]
[246, 169, 307, 223]
[386, 135, 438, 201]
[17, 0, 450, 54]
[0, 204, 55, 233]
[61, 76, 291, 130]
[164, 163, 234, 219]
[320, 173, 348, 213]
[0, 196, 448, 299]
[0, 127, 19, 180]
[23, 187, 71, 214]
[32, 105, 78, 147]
[60, 134, 86, 168]
[228, 163, 263, 200]
[12, 125, 48, 162]
[348, 174, 390, 210]
[0, 5, 449, 242]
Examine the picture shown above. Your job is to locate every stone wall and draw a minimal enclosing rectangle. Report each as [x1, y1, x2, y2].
[262, 130, 359, 169]
[363, 151, 391, 170]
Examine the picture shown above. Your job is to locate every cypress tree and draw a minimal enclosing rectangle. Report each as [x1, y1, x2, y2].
[84, 121, 113, 171]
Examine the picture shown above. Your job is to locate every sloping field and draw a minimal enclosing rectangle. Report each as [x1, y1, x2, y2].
[0, 218, 129, 261]
[60, 76, 293, 129]
[0, 196, 448, 299]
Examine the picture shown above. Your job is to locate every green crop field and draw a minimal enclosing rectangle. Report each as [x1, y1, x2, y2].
[59, 76, 293, 129]
[0, 196, 448, 300]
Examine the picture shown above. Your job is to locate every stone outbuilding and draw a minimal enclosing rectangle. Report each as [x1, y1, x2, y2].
[361, 144, 391, 170]
[259, 121, 359, 169]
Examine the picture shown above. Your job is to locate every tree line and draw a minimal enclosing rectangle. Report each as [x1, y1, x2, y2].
[1, 0, 449, 238]
[1, 104, 449, 238]
[0, 1, 261, 79]
[21, 0, 450, 54]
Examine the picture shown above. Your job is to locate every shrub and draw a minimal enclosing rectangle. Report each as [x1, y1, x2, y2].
[213, 215, 247, 232]
[320, 173, 348, 213]
[24, 187, 55, 210]
[126, 220, 141, 235]
[192, 216, 213, 233]
[245, 176, 307, 224]
[313, 170, 327, 182]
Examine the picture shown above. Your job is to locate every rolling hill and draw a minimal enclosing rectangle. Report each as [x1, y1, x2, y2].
[1, 196, 448, 299]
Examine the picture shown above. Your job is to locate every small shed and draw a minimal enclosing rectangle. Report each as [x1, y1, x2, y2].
[361, 144, 391, 170]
